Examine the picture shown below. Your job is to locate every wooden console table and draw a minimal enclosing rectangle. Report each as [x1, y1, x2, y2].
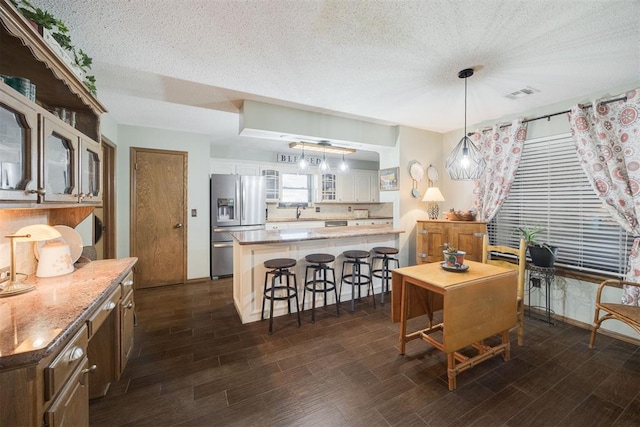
[391, 261, 517, 390]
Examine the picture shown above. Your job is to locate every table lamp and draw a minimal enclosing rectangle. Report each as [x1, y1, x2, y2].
[422, 187, 445, 220]
[1, 224, 62, 298]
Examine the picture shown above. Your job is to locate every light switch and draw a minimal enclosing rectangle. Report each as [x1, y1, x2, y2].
[191, 209, 197, 217]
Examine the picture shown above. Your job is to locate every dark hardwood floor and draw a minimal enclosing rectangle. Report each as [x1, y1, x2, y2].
[89, 278, 640, 426]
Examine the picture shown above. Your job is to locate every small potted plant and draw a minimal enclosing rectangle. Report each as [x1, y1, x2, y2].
[518, 226, 558, 267]
[442, 243, 466, 268]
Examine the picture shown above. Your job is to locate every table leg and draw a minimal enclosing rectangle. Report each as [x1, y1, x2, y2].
[502, 330, 510, 361]
[398, 279, 408, 355]
[447, 353, 456, 391]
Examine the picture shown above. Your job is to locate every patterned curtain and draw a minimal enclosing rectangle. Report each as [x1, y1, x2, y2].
[473, 119, 528, 222]
[569, 89, 640, 306]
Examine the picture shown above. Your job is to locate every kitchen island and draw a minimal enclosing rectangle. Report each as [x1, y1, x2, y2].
[230, 224, 403, 323]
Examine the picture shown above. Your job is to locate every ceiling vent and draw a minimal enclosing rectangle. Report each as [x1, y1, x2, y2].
[505, 86, 540, 100]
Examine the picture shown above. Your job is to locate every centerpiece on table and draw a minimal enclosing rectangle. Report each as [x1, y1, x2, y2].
[442, 244, 467, 271]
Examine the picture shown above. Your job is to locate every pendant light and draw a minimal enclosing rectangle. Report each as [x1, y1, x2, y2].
[319, 141, 329, 171]
[298, 142, 308, 170]
[445, 68, 486, 180]
[339, 152, 348, 172]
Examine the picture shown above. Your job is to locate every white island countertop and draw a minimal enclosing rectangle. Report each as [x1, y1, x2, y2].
[229, 224, 404, 245]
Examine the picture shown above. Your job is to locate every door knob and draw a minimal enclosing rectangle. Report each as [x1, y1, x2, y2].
[175, 223, 183, 228]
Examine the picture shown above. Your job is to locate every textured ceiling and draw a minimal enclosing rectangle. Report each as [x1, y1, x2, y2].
[31, 0, 640, 159]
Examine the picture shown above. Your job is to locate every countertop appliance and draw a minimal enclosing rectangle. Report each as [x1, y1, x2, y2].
[210, 174, 266, 279]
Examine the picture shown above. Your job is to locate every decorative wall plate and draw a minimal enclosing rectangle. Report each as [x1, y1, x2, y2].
[427, 165, 439, 183]
[409, 161, 424, 182]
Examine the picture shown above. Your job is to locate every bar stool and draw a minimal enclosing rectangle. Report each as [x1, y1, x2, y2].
[302, 253, 339, 323]
[261, 258, 300, 335]
[340, 250, 375, 313]
[370, 247, 400, 306]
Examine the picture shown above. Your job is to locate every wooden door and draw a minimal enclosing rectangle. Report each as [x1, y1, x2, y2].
[131, 148, 187, 288]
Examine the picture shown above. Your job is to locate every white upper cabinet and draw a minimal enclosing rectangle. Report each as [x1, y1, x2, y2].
[334, 170, 378, 203]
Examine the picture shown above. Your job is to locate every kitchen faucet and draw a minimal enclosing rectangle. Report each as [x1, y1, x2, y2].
[296, 204, 305, 219]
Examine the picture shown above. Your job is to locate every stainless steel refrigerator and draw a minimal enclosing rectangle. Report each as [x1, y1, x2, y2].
[210, 174, 266, 278]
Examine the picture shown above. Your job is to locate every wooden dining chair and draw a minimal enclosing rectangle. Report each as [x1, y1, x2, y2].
[482, 234, 527, 346]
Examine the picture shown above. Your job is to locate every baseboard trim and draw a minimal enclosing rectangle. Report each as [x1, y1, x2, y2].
[185, 277, 210, 284]
[528, 307, 640, 347]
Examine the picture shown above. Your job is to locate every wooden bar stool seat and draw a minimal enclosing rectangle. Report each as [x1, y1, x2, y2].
[303, 253, 339, 323]
[261, 258, 300, 335]
[371, 246, 400, 306]
[340, 250, 374, 313]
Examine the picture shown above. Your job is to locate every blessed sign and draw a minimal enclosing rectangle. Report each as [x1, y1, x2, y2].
[276, 153, 322, 166]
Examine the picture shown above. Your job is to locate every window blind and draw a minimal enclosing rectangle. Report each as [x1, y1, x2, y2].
[489, 133, 632, 276]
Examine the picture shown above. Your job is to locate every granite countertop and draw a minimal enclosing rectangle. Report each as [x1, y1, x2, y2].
[230, 224, 404, 245]
[266, 216, 393, 223]
[0, 257, 137, 369]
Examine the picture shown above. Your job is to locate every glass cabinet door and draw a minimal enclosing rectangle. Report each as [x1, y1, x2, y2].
[42, 116, 79, 203]
[0, 89, 38, 202]
[79, 137, 102, 203]
[321, 173, 336, 201]
[261, 168, 280, 201]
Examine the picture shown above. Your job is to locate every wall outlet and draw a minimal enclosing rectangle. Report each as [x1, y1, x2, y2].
[315, 206, 320, 213]
[191, 209, 197, 217]
[348, 206, 352, 212]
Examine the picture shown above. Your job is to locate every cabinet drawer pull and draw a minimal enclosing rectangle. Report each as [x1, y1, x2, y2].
[81, 364, 97, 375]
[418, 230, 427, 234]
[474, 232, 484, 238]
[126, 301, 134, 309]
[123, 279, 134, 287]
[69, 347, 84, 361]
[417, 253, 426, 258]
[105, 301, 116, 311]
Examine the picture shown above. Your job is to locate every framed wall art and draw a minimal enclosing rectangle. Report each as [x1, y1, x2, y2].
[379, 167, 399, 191]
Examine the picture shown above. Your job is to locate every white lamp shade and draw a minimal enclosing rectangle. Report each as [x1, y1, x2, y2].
[8, 224, 61, 242]
[422, 187, 445, 202]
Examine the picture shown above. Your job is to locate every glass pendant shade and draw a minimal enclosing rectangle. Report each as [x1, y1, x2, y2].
[298, 144, 308, 170]
[339, 153, 348, 172]
[298, 154, 308, 170]
[446, 135, 486, 180]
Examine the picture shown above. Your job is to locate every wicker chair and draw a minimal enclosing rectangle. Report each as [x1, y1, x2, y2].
[482, 235, 527, 346]
[589, 279, 640, 348]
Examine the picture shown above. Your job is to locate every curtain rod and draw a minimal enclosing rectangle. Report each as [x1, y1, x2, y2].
[478, 95, 629, 133]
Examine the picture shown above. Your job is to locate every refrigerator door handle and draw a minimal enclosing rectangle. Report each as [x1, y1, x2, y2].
[241, 180, 246, 222]
[213, 242, 233, 249]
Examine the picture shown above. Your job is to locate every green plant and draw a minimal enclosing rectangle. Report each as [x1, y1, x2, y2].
[11, 0, 96, 95]
[518, 225, 547, 246]
[443, 243, 455, 253]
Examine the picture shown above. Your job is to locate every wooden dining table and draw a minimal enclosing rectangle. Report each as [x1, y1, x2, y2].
[391, 260, 517, 391]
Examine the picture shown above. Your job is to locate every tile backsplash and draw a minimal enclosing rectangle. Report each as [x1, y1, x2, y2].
[267, 202, 393, 221]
